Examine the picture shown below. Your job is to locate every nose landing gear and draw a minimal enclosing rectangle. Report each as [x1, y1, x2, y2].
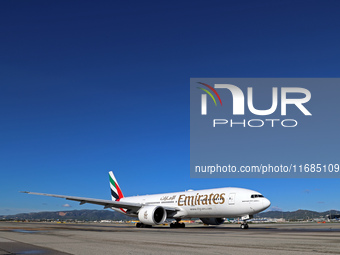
[240, 215, 251, 229]
[240, 223, 249, 229]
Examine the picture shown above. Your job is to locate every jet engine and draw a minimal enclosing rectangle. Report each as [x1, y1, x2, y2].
[138, 205, 167, 225]
[200, 218, 225, 225]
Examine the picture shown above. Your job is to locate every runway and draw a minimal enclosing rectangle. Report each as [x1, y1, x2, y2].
[0, 222, 340, 255]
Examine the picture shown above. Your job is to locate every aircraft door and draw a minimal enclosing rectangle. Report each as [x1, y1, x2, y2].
[228, 193, 235, 205]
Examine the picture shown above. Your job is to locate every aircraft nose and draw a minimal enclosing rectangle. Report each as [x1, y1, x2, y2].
[262, 198, 271, 209]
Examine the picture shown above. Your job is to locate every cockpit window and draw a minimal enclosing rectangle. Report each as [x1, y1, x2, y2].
[251, 194, 264, 198]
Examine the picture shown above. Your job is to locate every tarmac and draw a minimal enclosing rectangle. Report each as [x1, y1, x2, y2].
[0, 222, 340, 255]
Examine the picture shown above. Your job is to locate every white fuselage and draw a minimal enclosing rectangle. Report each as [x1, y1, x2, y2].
[118, 187, 270, 219]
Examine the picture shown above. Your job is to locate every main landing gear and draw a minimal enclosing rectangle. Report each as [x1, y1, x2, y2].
[170, 219, 185, 228]
[136, 222, 152, 228]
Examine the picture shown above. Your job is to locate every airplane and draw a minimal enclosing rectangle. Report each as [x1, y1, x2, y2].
[22, 171, 271, 229]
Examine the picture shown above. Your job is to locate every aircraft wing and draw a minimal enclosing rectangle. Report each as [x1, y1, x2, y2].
[21, 191, 142, 210]
[21, 191, 178, 212]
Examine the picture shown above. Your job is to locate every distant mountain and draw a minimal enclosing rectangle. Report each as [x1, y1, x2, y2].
[0, 209, 131, 221]
[1, 209, 340, 221]
[255, 209, 340, 220]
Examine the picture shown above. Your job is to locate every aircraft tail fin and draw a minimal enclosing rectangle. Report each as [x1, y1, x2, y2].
[109, 171, 124, 201]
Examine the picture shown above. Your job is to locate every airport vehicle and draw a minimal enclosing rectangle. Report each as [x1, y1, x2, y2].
[22, 171, 270, 229]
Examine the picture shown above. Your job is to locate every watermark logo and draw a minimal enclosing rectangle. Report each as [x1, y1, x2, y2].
[198, 83, 312, 116]
[197, 82, 223, 115]
[190, 78, 339, 178]
[193, 79, 312, 128]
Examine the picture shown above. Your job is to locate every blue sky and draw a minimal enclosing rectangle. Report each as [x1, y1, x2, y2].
[1, 0, 340, 215]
